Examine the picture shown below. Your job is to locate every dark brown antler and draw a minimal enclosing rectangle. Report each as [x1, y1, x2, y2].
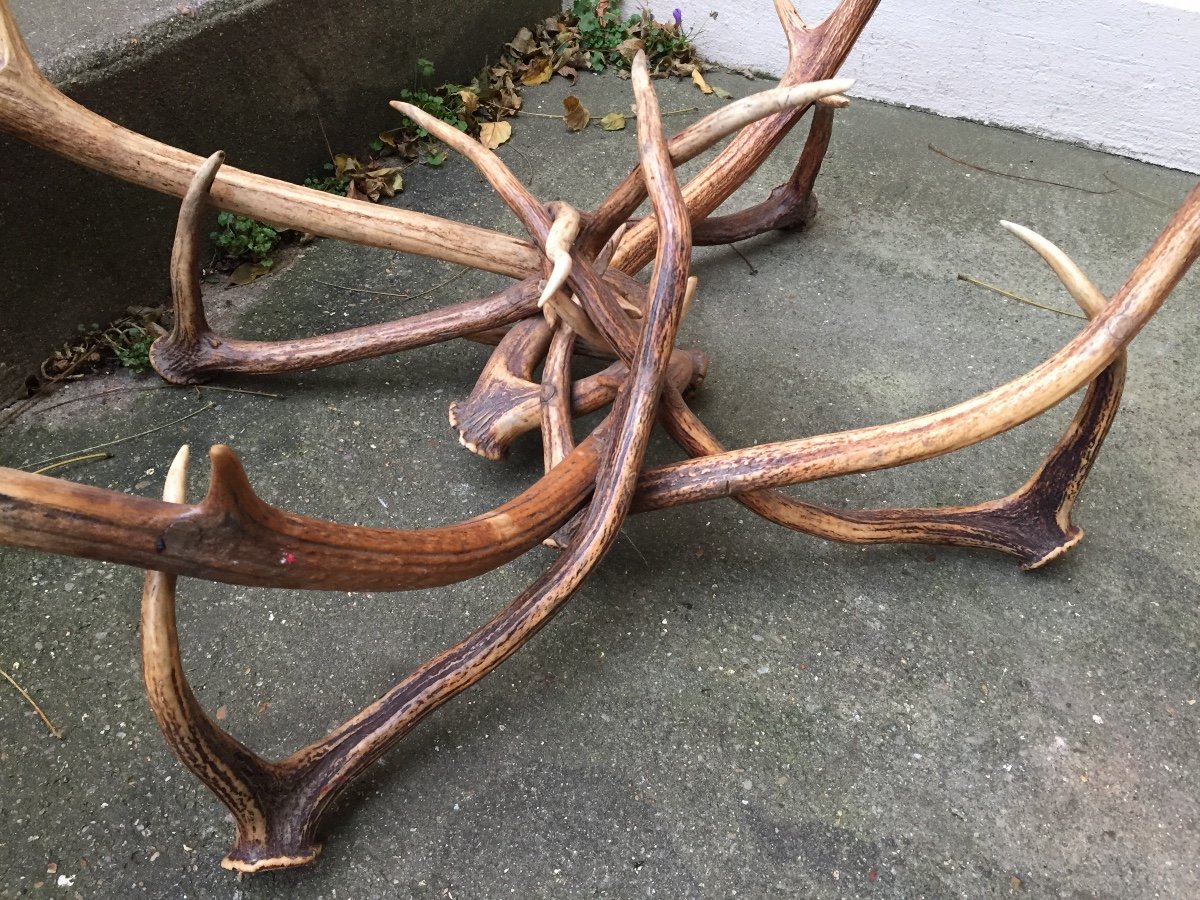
[2, 0, 1197, 874]
[138, 51, 696, 872]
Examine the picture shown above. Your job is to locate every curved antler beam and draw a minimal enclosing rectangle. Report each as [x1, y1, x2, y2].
[137, 53, 698, 873]
[0, 439, 602, 591]
[635, 186, 1200, 509]
[691, 104, 836, 246]
[608, 0, 881, 274]
[0, 0, 539, 277]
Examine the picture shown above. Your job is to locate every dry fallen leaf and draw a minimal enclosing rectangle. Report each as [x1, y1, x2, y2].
[692, 70, 714, 95]
[458, 89, 480, 115]
[521, 57, 553, 86]
[712, 85, 733, 100]
[563, 95, 591, 132]
[228, 263, 272, 286]
[600, 112, 627, 131]
[479, 121, 513, 149]
[616, 38, 645, 62]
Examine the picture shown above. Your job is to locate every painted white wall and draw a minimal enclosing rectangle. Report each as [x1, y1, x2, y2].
[634, 0, 1200, 173]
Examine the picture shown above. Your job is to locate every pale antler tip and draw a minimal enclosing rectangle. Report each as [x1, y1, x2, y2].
[164, 445, 191, 504]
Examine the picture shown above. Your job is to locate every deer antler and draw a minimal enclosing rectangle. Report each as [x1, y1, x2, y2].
[0, 0, 538, 277]
[2, 0, 1198, 874]
[634, 186, 1200, 509]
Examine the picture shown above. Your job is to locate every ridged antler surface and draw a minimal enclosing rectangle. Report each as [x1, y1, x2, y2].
[1, 0, 1198, 873]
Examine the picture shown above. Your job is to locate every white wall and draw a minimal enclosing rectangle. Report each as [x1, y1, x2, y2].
[639, 0, 1200, 173]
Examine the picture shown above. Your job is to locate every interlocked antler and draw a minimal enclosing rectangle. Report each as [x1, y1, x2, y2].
[1, 0, 1198, 873]
[0, 0, 537, 276]
[136, 52, 693, 872]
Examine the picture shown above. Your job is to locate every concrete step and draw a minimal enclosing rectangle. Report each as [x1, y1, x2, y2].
[0, 0, 554, 404]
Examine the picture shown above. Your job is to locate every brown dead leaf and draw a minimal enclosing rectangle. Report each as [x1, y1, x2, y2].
[458, 89, 480, 115]
[508, 27, 538, 58]
[479, 121, 513, 149]
[521, 57, 553, 86]
[692, 70, 714, 95]
[616, 38, 645, 62]
[596, 0, 610, 16]
[600, 112, 626, 131]
[712, 85, 733, 100]
[557, 65, 578, 83]
[563, 95, 591, 132]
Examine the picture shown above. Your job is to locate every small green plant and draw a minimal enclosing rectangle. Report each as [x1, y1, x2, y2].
[304, 166, 351, 195]
[109, 328, 155, 375]
[211, 212, 281, 267]
[572, 0, 628, 69]
[390, 59, 470, 141]
[568, 2, 699, 73]
[632, 10, 694, 66]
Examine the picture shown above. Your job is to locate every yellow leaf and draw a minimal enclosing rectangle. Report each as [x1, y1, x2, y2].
[458, 89, 480, 115]
[479, 121, 513, 149]
[563, 95, 591, 132]
[600, 112, 626, 131]
[692, 69, 714, 95]
[521, 57, 553, 86]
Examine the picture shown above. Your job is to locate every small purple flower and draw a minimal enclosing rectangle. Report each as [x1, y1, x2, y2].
[673, 7, 683, 27]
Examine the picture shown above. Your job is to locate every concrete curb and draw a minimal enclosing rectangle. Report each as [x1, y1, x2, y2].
[0, 0, 555, 404]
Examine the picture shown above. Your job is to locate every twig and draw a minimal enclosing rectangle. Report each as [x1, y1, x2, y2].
[620, 529, 649, 567]
[1, 668, 62, 739]
[21, 402, 216, 471]
[1103, 173, 1174, 210]
[728, 244, 758, 276]
[958, 274, 1086, 320]
[304, 266, 470, 303]
[316, 111, 336, 165]
[305, 278, 415, 299]
[929, 144, 1115, 196]
[506, 140, 538, 185]
[34, 452, 113, 475]
[2, 386, 169, 423]
[513, 106, 699, 121]
[197, 386, 285, 400]
[407, 267, 472, 302]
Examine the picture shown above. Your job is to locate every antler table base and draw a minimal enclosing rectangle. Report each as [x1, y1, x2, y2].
[1, 0, 1198, 873]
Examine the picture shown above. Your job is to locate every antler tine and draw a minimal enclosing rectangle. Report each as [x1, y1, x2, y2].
[541, 323, 577, 476]
[0, 1, 539, 276]
[609, 0, 881, 274]
[1001, 220, 1109, 318]
[585, 78, 852, 253]
[773, 0, 810, 54]
[193, 52, 701, 872]
[540, 203, 582, 308]
[0, 0, 37, 80]
[141, 447, 303, 873]
[635, 184, 1200, 510]
[151, 152, 223, 383]
[0, 438, 600, 591]
[390, 100, 554, 243]
[669, 78, 853, 167]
